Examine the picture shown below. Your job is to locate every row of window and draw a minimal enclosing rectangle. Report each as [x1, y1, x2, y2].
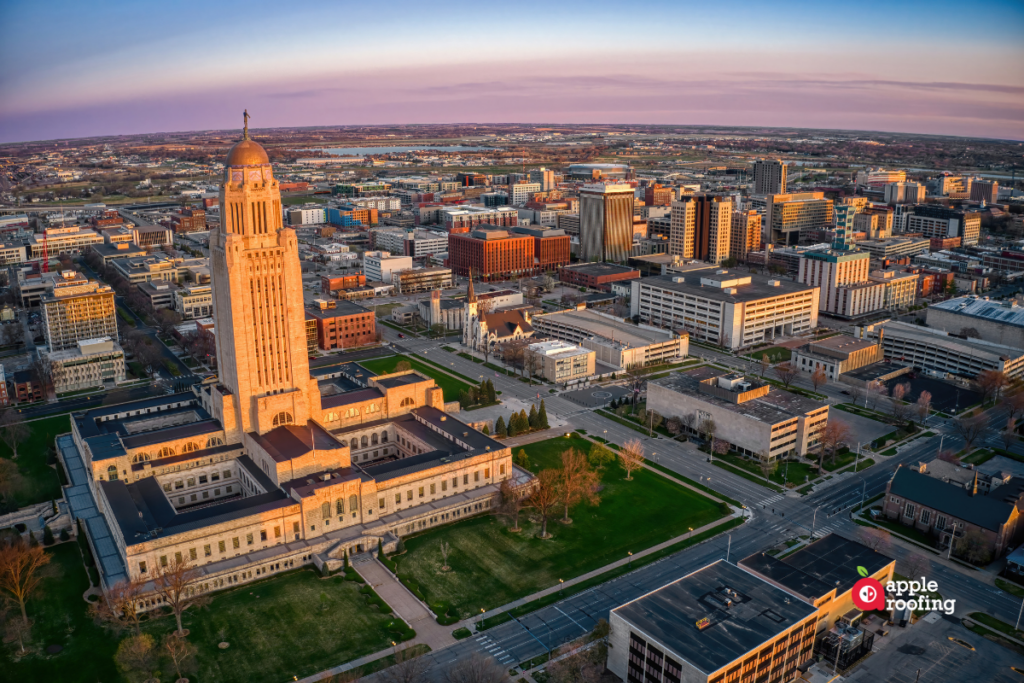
[162, 468, 232, 492]
[140, 522, 305, 574]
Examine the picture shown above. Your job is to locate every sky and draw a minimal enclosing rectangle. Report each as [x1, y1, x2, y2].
[2, 0, 1023, 143]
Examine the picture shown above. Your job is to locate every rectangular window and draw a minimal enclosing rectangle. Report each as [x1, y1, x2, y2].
[189, 548, 197, 561]
[379, 498, 385, 508]
[474, 471, 480, 483]
[211, 472, 220, 481]
[407, 490, 413, 501]
[463, 475, 469, 485]
[260, 530, 267, 542]
[223, 469, 231, 479]
[160, 555, 168, 567]
[204, 545, 211, 557]
[453, 477, 458, 488]
[419, 487, 424, 498]
[293, 522, 300, 534]
[219, 541, 226, 553]
[233, 537, 240, 549]
[175, 552, 183, 564]
[163, 483, 172, 492]
[500, 464, 505, 476]
[187, 478, 195, 487]
[190, 493, 197, 502]
[920, 510, 931, 525]
[395, 493, 401, 505]
[199, 475, 208, 484]
[904, 503, 915, 518]
[430, 483, 436, 495]
[935, 515, 946, 530]
[274, 526, 281, 538]
[484, 468, 490, 479]
[226, 485, 233, 493]
[247, 533, 254, 545]
[442, 480, 447, 491]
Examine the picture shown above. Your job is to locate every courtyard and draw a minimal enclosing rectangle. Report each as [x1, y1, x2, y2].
[390, 434, 729, 620]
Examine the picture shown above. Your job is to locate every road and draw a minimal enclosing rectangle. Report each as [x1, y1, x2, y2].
[370, 323, 1024, 680]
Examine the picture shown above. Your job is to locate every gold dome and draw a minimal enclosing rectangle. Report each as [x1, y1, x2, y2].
[225, 139, 269, 167]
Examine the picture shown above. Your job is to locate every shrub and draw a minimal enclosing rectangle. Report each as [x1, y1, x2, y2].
[453, 627, 472, 640]
[43, 525, 55, 546]
[59, 528, 70, 542]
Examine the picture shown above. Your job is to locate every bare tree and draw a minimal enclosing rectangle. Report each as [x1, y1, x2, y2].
[439, 542, 451, 572]
[681, 412, 697, 436]
[760, 353, 770, 378]
[528, 469, 561, 539]
[900, 553, 928, 581]
[152, 555, 209, 637]
[546, 641, 606, 683]
[89, 577, 145, 634]
[890, 382, 911, 424]
[665, 416, 682, 435]
[0, 537, 51, 624]
[698, 417, 717, 446]
[866, 380, 887, 411]
[858, 527, 891, 554]
[524, 350, 542, 386]
[915, 390, 932, 422]
[558, 449, 600, 524]
[849, 384, 865, 407]
[115, 633, 157, 680]
[977, 369, 1009, 405]
[955, 528, 993, 565]
[773, 362, 797, 388]
[378, 645, 431, 683]
[0, 412, 29, 460]
[817, 420, 851, 470]
[1003, 391, 1024, 422]
[497, 478, 529, 533]
[759, 457, 778, 484]
[3, 605, 31, 654]
[1002, 417, 1017, 450]
[952, 414, 988, 451]
[810, 366, 827, 392]
[442, 652, 511, 683]
[624, 363, 647, 414]
[619, 438, 646, 481]
[163, 632, 198, 683]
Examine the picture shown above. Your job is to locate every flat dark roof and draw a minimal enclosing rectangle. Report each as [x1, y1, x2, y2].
[374, 372, 430, 389]
[306, 300, 372, 318]
[613, 560, 816, 675]
[780, 533, 894, 596]
[560, 262, 638, 276]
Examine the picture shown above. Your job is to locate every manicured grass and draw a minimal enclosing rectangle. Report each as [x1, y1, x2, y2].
[869, 516, 936, 547]
[964, 449, 996, 465]
[413, 354, 480, 384]
[116, 306, 135, 326]
[837, 458, 874, 474]
[393, 435, 727, 619]
[996, 577, 1024, 598]
[5, 545, 410, 683]
[715, 452, 814, 487]
[969, 612, 1024, 641]
[744, 346, 791, 362]
[707, 455, 785, 493]
[821, 449, 868, 472]
[644, 461, 743, 509]
[358, 355, 474, 402]
[0, 414, 69, 507]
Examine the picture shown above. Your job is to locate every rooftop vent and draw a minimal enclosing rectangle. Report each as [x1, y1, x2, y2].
[672, 276, 685, 283]
[767, 280, 781, 286]
[440, 416, 446, 421]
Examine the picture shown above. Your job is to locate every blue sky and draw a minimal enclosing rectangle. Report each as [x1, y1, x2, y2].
[2, 0, 1022, 142]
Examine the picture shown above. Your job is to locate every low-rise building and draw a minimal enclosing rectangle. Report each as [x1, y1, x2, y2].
[647, 367, 829, 460]
[395, 266, 453, 294]
[321, 274, 367, 295]
[863, 320, 1024, 379]
[305, 299, 377, 351]
[363, 251, 413, 284]
[90, 241, 148, 265]
[854, 237, 930, 260]
[287, 207, 327, 225]
[631, 272, 819, 350]
[174, 284, 213, 320]
[557, 262, 640, 291]
[46, 337, 126, 393]
[607, 560, 818, 683]
[27, 225, 104, 258]
[791, 335, 883, 380]
[132, 224, 173, 247]
[12, 370, 42, 403]
[138, 281, 180, 310]
[884, 464, 1024, 562]
[926, 296, 1024, 348]
[525, 340, 595, 385]
[442, 205, 518, 234]
[110, 254, 179, 284]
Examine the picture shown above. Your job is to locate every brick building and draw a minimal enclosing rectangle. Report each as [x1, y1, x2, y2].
[556, 262, 640, 291]
[12, 370, 43, 403]
[446, 227, 535, 280]
[173, 208, 207, 234]
[442, 205, 519, 234]
[305, 299, 377, 350]
[512, 225, 570, 271]
[321, 274, 367, 295]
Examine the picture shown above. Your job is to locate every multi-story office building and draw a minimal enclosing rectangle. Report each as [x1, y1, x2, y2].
[363, 250, 413, 283]
[394, 266, 453, 294]
[730, 209, 762, 262]
[854, 237, 930, 260]
[753, 158, 787, 194]
[109, 254, 180, 284]
[630, 272, 819, 350]
[791, 335, 883, 380]
[287, 207, 326, 225]
[442, 205, 519, 234]
[868, 269, 920, 310]
[608, 560, 818, 683]
[27, 225, 104, 258]
[446, 227, 535, 280]
[138, 281, 179, 310]
[531, 307, 686, 370]
[931, 174, 972, 197]
[906, 205, 981, 245]
[884, 181, 926, 205]
[47, 337, 126, 393]
[508, 182, 541, 206]
[853, 206, 893, 239]
[528, 168, 555, 192]
[926, 296, 1024, 348]
[579, 183, 634, 262]
[511, 225, 570, 271]
[643, 184, 674, 207]
[305, 299, 376, 351]
[174, 284, 213, 320]
[856, 168, 906, 187]
[373, 228, 448, 258]
[797, 245, 876, 317]
[555, 213, 580, 236]
[862, 321, 1024, 379]
[648, 367, 829, 459]
[524, 340, 595, 385]
[347, 196, 402, 211]
[41, 276, 118, 352]
[971, 180, 999, 203]
[767, 194, 833, 247]
[667, 195, 733, 264]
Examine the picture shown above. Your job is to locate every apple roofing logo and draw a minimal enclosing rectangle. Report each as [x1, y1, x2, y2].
[851, 565, 886, 611]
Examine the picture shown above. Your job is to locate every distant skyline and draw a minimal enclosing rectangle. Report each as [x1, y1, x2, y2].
[2, 0, 1023, 143]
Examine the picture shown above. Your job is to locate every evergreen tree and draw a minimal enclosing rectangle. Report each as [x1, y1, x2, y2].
[343, 550, 349, 570]
[519, 409, 529, 432]
[539, 400, 550, 429]
[482, 424, 490, 435]
[486, 380, 496, 403]
[28, 530, 38, 547]
[515, 449, 530, 468]
[528, 404, 539, 429]
[43, 525, 54, 546]
[59, 528, 70, 542]
[459, 389, 470, 407]
[377, 539, 385, 562]
[507, 414, 519, 437]
[495, 415, 507, 437]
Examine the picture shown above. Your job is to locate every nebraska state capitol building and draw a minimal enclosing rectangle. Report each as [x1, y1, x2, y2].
[67, 123, 521, 600]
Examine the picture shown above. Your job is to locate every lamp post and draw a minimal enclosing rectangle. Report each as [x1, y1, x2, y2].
[627, 551, 633, 567]
[559, 578, 564, 596]
[688, 527, 693, 541]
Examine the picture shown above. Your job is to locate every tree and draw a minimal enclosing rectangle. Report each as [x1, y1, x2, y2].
[699, 417, 717, 446]
[515, 449, 529, 468]
[666, 416, 682, 435]
[524, 351, 542, 385]
[528, 469, 561, 539]
[900, 553, 928, 581]
[977, 369, 1009, 404]
[497, 479, 528, 533]
[443, 652, 510, 683]
[486, 380, 497, 404]
[439, 541, 451, 572]
[506, 414, 519, 438]
[619, 438, 645, 481]
[430, 323, 446, 338]
[952, 414, 988, 451]
[959, 327, 981, 339]
[936, 450, 961, 465]
[759, 458, 778, 483]
[538, 400, 550, 429]
[153, 555, 208, 637]
[494, 416, 507, 438]
[890, 382, 911, 424]
[163, 632, 198, 682]
[0, 537, 51, 625]
[866, 380, 887, 410]
[518, 409, 529, 433]
[817, 420, 851, 470]
[915, 390, 932, 422]
[681, 412, 697, 435]
[394, 360, 412, 373]
[115, 633, 157, 681]
[587, 443, 615, 468]
[3, 605, 31, 655]
[528, 404, 539, 430]
[0, 412, 29, 460]
[773, 362, 797, 388]
[760, 354, 770, 377]
[624, 364, 647, 413]
[42, 525, 54, 546]
[546, 641, 606, 683]
[558, 449, 600, 524]
[858, 527, 891, 554]
[1002, 417, 1017, 450]
[955, 528, 992, 565]
[810, 366, 827, 392]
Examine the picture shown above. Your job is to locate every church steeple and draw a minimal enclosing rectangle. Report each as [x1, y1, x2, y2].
[467, 268, 477, 303]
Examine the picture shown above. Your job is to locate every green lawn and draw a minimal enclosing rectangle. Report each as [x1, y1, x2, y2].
[714, 452, 815, 487]
[0, 414, 69, 507]
[708, 456, 784, 493]
[744, 346, 791, 362]
[996, 577, 1024, 598]
[969, 612, 1024, 641]
[868, 516, 935, 547]
[358, 355, 474, 402]
[5, 544, 410, 683]
[821, 449, 869, 472]
[392, 435, 728, 619]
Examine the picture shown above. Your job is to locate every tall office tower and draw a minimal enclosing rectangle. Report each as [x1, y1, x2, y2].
[832, 204, 856, 251]
[765, 193, 834, 247]
[730, 209, 762, 262]
[884, 181, 926, 205]
[41, 276, 118, 351]
[210, 120, 321, 441]
[528, 168, 555, 192]
[579, 184, 635, 262]
[971, 180, 999, 203]
[508, 182, 541, 206]
[668, 195, 733, 263]
[753, 159, 787, 195]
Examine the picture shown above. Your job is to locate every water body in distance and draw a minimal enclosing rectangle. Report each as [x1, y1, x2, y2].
[318, 145, 495, 155]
